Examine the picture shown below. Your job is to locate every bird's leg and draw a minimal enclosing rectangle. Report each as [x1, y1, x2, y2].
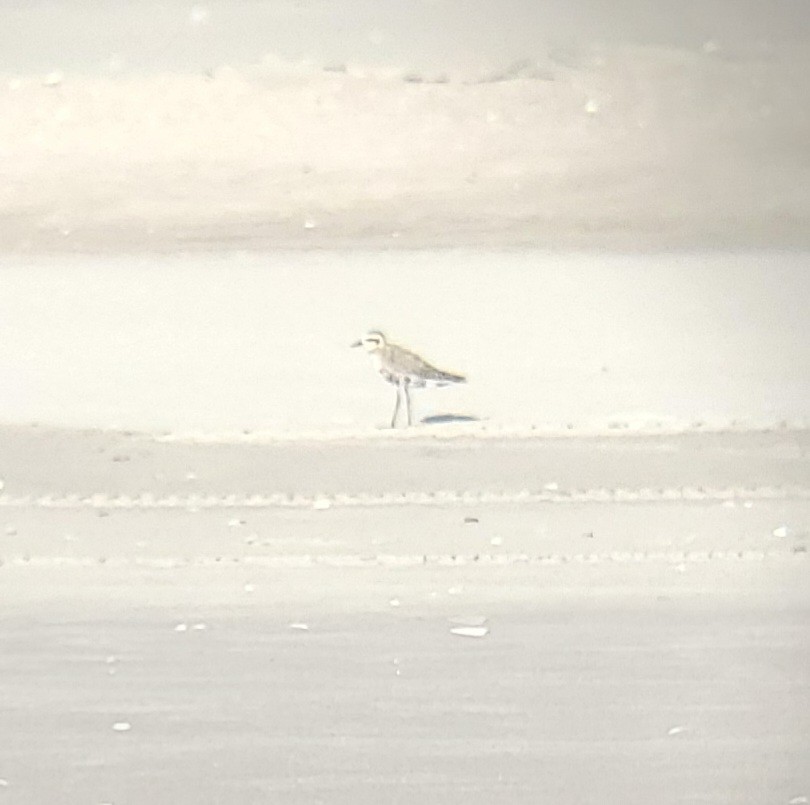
[390, 383, 401, 428]
[404, 380, 412, 427]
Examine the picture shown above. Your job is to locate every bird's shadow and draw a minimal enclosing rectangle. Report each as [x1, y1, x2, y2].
[420, 413, 481, 425]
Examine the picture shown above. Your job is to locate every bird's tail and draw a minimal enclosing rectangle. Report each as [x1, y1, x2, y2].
[438, 371, 466, 384]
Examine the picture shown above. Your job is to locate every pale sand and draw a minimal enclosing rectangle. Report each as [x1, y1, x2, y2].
[2, 562, 806, 804]
[2, 251, 808, 433]
[1, 2, 809, 252]
[1, 426, 808, 803]
[2, 4, 809, 800]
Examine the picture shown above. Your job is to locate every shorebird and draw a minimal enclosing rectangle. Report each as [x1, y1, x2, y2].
[351, 330, 466, 427]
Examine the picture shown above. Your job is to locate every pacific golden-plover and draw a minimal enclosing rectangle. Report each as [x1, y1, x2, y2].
[351, 330, 466, 427]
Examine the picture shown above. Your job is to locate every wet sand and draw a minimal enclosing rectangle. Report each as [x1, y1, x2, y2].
[1, 426, 808, 803]
[2, 561, 807, 804]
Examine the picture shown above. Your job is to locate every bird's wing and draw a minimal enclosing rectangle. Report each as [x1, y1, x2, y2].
[390, 345, 465, 383]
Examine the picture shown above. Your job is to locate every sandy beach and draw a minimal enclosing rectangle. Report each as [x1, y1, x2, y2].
[1, 426, 809, 803]
[1, 1, 809, 253]
[2, 1, 809, 802]
[2, 250, 809, 433]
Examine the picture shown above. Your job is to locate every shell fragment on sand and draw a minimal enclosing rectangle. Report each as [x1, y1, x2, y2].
[450, 626, 490, 638]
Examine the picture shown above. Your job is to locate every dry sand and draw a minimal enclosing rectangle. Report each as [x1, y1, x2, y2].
[1, 1, 809, 252]
[2, 251, 808, 433]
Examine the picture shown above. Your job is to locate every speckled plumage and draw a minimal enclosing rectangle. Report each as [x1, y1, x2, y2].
[352, 331, 466, 427]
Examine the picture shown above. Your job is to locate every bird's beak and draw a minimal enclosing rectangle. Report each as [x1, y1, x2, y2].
[350, 340, 362, 348]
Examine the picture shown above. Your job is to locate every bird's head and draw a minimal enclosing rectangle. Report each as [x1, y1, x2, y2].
[350, 330, 387, 352]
